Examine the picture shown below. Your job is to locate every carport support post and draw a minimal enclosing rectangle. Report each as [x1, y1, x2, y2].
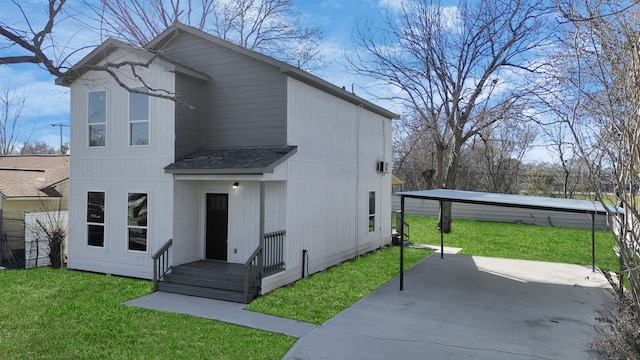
[400, 195, 405, 291]
[591, 213, 595, 272]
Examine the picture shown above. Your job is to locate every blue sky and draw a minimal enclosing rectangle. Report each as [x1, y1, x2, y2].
[2, 0, 552, 161]
[0, 0, 402, 151]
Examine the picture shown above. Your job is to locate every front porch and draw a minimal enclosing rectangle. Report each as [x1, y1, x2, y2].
[152, 230, 286, 303]
[156, 260, 254, 303]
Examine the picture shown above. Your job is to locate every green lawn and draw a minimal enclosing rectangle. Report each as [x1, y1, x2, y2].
[246, 246, 432, 324]
[0, 268, 295, 360]
[403, 215, 619, 272]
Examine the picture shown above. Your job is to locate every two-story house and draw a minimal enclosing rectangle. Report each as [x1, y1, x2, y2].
[56, 23, 397, 302]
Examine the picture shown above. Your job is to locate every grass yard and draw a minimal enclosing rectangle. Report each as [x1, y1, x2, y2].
[0, 268, 295, 360]
[246, 246, 433, 324]
[404, 215, 619, 272]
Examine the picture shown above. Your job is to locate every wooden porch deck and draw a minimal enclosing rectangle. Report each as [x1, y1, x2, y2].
[156, 260, 259, 303]
[179, 259, 245, 274]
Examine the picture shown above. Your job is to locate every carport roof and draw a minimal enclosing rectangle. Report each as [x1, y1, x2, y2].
[396, 189, 619, 289]
[398, 189, 612, 215]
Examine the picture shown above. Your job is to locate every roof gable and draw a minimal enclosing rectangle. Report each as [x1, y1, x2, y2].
[55, 37, 210, 87]
[55, 23, 397, 119]
[128, 23, 399, 120]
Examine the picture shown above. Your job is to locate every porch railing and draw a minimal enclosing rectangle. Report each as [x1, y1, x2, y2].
[243, 245, 263, 303]
[394, 211, 410, 245]
[242, 230, 286, 302]
[152, 238, 173, 291]
[263, 230, 286, 276]
[403, 217, 410, 244]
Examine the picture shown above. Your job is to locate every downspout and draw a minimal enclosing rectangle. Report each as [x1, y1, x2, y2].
[355, 104, 362, 258]
[380, 117, 386, 248]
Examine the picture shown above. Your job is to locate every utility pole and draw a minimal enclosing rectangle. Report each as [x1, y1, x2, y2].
[50, 123, 69, 154]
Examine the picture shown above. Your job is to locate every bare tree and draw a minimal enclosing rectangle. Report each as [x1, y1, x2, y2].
[25, 183, 68, 269]
[20, 140, 57, 155]
[392, 112, 441, 191]
[540, 121, 584, 198]
[79, 0, 324, 70]
[0, 0, 70, 77]
[0, 89, 31, 155]
[1, 0, 187, 104]
[551, 1, 640, 356]
[523, 162, 562, 197]
[466, 109, 536, 194]
[2, 0, 324, 107]
[351, 0, 552, 232]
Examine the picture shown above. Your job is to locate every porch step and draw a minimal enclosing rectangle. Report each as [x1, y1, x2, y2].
[171, 264, 244, 283]
[162, 273, 244, 292]
[156, 260, 259, 303]
[157, 282, 248, 303]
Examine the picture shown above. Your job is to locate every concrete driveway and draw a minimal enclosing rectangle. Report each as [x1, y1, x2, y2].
[283, 254, 614, 360]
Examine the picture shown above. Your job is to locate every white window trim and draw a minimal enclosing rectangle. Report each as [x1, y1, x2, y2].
[86, 190, 107, 249]
[368, 191, 376, 233]
[88, 90, 108, 148]
[126, 191, 149, 253]
[128, 87, 150, 147]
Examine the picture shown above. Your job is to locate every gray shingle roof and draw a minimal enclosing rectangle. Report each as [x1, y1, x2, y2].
[164, 146, 297, 175]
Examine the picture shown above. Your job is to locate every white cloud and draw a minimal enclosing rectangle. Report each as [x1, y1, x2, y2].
[0, 66, 69, 121]
[378, 0, 404, 12]
[524, 145, 554, 164]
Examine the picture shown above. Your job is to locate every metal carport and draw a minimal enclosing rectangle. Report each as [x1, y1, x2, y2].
[398, 189, 614, 290]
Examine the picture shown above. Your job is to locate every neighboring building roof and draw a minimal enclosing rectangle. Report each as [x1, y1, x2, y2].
[165, 146, 298, 175]
[56, 22, 398, 120]
[0, 155, 69, 199]
[392, 174, 404, 186]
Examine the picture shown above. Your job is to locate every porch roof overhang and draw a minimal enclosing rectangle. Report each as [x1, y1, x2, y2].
[164, 146, 297, 175]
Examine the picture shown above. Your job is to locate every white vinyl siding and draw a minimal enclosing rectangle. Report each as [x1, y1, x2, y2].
[67, 48, 175, 280]
[268, 76, 393, 293]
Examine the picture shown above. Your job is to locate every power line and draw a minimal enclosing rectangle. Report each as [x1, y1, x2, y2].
[50, 123, 69, 154]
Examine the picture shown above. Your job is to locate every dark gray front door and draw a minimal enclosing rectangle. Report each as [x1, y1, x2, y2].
[206, 193, 228, 261]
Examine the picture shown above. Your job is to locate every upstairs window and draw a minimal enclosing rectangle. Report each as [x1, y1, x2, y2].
[369, 191, 376, 232]
[129, 88, 149, 146]
[87, 191, 105, 247]
[88, 91, 106, 147]
[127, 193, 148, 251]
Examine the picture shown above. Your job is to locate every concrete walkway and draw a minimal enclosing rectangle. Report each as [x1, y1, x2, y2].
[125, 253, 614, 359]
[124, 291, 316, 338]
